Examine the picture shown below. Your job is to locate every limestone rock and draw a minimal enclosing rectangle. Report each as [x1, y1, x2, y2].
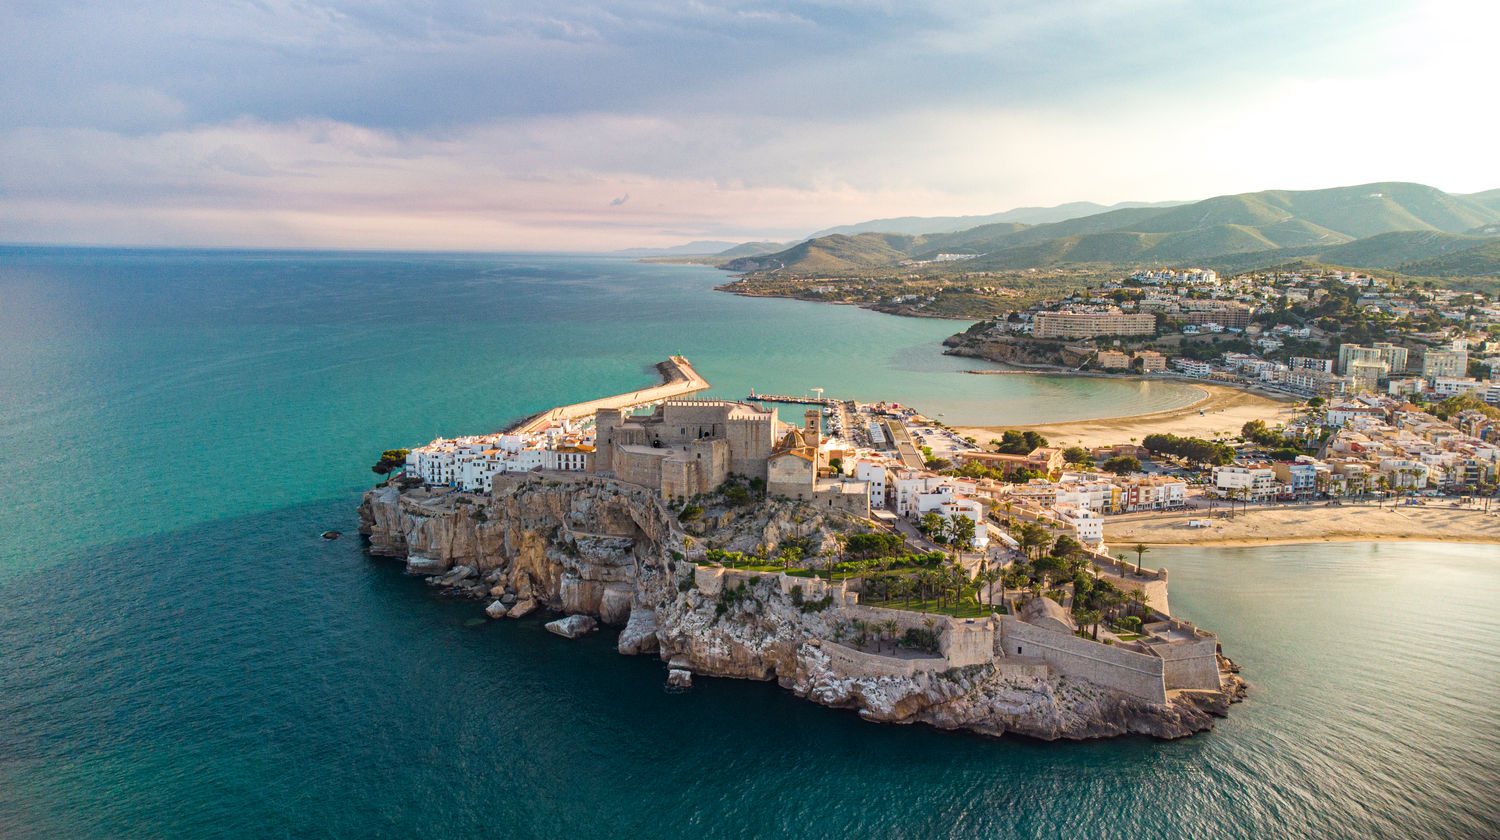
[599, 584, 634, 625]
[406, 555, 447, 575]
[506, 598, 537, 619]
[546, 614, 598, 639]
[437, 565, 475, 586]
[617, 609, 659, 655]
[357, 473, 1242, 742]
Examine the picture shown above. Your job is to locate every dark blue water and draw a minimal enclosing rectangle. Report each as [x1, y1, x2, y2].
[1, 248, 1496, 839]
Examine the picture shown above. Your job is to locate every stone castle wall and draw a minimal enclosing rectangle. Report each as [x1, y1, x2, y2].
[997, 616, 1168, 703]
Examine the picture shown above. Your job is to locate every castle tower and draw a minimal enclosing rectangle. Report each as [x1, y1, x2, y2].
[593, 407, 627, 474]
[803, 409, 821, 448]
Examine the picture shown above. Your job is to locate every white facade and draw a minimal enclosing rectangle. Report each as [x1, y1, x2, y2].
[894, 472, 949, 518]
[1212, 464, 1277, 500]
[1052, 503, 1104, 546]
[917, 494, 990, 550]
[403, 421, 595, 491]
[855, 460, 888, 509]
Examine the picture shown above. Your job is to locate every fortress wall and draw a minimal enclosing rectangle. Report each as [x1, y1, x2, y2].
[816, 641, 948, 680]
[614, 449, 667, 492]
[997, 616, 1167, 703]
[811, 486, 872, 517]
[727, 416, 775, 479]
[1096, 572, 1171, 615]
[1150, 637, 1221, 691]
[694, 565, 725, 595]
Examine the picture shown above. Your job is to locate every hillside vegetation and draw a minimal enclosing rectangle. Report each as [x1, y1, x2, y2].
[722, 181, 1500, 280]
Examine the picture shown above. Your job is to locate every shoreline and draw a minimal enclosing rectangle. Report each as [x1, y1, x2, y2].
[1130, 534, 1500, 548]
[951, 381, 1299, 450]
[1108, 502, 1500, 547]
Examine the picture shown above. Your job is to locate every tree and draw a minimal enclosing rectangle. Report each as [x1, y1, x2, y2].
[1016, 523, 1051, 559]
[1062, 446, 1091, 465]
[778, 545, 802, 571]
[1131, 543, 1149, 576]
[1103, 455, 1141, 475]
[1074, 608, 1103, 640]
[949, 516, 977, 552]
[1052, 535, 1084, 562]
[372, 448, 410, 480]
[918, 512, 949, 543]
[881, 619, 900, 652]
[1308, 396, 1326, 409]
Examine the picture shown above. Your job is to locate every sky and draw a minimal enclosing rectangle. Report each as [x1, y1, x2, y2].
[1, 0, 1495, 251]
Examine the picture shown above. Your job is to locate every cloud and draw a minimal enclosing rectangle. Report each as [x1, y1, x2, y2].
[0, 0, 1494, 250]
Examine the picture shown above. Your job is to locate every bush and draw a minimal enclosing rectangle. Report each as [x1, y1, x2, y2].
[801, 594, 834, 612]
[678, 505, 704, 522]
[899, 627, 940, 654]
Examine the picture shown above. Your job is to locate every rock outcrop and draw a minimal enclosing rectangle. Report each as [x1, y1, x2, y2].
[546, 614, 599, 638]
[359, 472, 1243, 741]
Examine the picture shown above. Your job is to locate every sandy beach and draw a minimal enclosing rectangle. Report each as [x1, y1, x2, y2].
[953, 381, 1301, 450]
[1106, 502, 1500, 547]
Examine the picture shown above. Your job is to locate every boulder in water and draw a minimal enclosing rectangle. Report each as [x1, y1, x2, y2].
[485, 601, 509, 619]
[545, 614, 598, 639]
[506, 599, 537, 619]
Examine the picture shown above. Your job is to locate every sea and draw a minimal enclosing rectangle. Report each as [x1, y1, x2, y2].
[1, 248, 1496, 839]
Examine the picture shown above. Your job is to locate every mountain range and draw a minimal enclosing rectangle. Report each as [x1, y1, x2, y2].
[715, 182, 1500, 278]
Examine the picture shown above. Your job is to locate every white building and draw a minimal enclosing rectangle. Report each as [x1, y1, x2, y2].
[916, 492, 990, 550]
[894, 471, 949, 518]
[1052, 503, 1104, 546]
[1211, 464, 1277, 501]
[855, 460, 889, 509]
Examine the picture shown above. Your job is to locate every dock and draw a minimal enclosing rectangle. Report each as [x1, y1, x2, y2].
[507, 356, 709, 434]
[745, 391, 838, 406]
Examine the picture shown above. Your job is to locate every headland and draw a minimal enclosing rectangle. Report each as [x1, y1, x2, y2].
[361, 358, 1246, 742]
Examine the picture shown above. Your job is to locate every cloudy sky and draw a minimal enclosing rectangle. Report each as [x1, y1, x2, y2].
[1, 0, 1494, 251]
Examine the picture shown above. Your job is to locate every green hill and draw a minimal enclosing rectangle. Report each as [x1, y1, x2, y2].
[1463, 189, 1500, 213]
[1397, 240, 1500, 278]
[728, 181, 1500, 276]
[715, 241, 790, 258]
[722, 233, 924, 273]
[1317, 231, 1493, 269]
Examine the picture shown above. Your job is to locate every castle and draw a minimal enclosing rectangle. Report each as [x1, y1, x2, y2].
[593, 398, 869, 513]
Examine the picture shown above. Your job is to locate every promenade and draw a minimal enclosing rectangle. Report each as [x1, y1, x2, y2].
[507, 356, 709, 433]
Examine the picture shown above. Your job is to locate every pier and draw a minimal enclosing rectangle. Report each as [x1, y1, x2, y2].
[745, 390, 839, 406]
[507, 356, 709, 433]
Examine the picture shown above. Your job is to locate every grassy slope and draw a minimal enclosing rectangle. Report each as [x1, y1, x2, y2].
[735, 182, 1500, 276]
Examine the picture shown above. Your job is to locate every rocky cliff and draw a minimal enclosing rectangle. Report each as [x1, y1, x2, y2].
[941, 332, 1094, 369]
[358, 473, 1243, 741]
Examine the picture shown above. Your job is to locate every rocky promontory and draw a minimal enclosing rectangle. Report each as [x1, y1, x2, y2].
[358, 473, 1244, 741]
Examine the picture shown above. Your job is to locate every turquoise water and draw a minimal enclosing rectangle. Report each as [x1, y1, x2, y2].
[1, 249, 1495, 839]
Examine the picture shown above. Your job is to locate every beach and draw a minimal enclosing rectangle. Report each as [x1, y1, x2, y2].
[953, 381, 1301, 449]
[1107, 502, 1500, 547]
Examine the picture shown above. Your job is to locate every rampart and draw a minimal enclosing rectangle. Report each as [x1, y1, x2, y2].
[1143, 619, 1221, 691]
[997, 616, 1168, 703]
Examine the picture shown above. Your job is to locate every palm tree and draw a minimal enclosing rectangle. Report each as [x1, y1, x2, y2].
[881, 619, 899, 652]
[1075, 608, 1102, 640]
[1127, 588, 1149, 620]
[1131, 543, 1149, 576]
